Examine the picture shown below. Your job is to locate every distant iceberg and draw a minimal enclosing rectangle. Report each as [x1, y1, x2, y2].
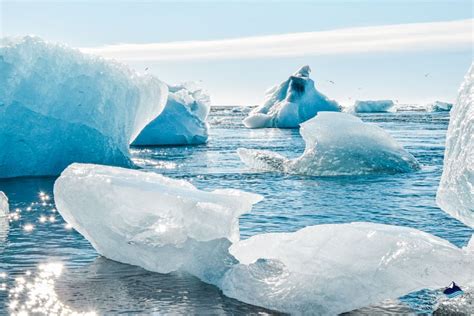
[133, 82, 210, 146]
[437, 64, 473, 227]
[0, 36, 167, 178]
[239, 112, 420, 176]
[428, 101, 453, 112]
[223, 222, 474, 315]
[54, 163, 262, 282]
[243, 66, 340, 128]
[351, 100, 395, 113]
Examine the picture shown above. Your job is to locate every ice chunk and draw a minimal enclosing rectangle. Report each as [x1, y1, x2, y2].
[243, 66, 340, 128]
[436, 64, 473, 227]
[133, 82, 210, 145]
[222, 222, 474, 315]
[429, 101, 453, 112]
[238, 112, 420, 176]
[351, 100, 395, 113]
[0, 36, 168, 178]
[53, 163, 262, 282]
[0, 192, 9, 248]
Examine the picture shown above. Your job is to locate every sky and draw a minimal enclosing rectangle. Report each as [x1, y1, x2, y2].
[1, 0, 473, 106]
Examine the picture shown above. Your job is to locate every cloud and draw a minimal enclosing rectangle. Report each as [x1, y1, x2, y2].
[81, 19, 473, 61]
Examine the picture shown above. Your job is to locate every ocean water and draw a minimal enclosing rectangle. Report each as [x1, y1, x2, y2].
[0, 107, 472, 315]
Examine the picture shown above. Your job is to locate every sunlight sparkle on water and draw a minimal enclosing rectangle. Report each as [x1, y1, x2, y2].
[7, 263, 97, 316]
[23, 224, 34, 232]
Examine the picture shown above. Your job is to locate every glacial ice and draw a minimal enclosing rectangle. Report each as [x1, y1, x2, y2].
[54, 165, 474, 314]
[53, 163, 262, 282]
[0, 36, 168, 178]
[133, 82, 210, 146]
[436, 64, 473, 227]
[238, 112, 420, 176]
[429, 101, 453, 112]
[222, 222, 474, 315]
[0, 191, 8, 247]
[243, 66, 340, 128]
[351, 100, 395, 113]
[0, 192, 7, 217]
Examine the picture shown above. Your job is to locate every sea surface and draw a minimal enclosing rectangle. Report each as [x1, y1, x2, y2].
[0, 107, 472, 315]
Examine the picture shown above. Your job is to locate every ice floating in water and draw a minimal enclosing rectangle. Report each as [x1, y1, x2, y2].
[54, 163, 262, 282]
[429, 101, 453, 112]
[0, 191, 9, 247]
[54, 165, 473, 314]
[243, 66, 340, 128]
[0, 36, 168, 178]
[239, 112, 420, 176]
[437, 64, 473, 228]
[222, 222, 474, 315]
[351, 100, 395, 113]
[133, 82, 210, 146]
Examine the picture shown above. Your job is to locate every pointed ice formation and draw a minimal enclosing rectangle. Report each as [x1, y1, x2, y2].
[0, 36, 168, 178]
[133, 82, 211, 146]
[436, 64, 473, 227]
[243, 65, 340, 128]
[239, 112, 420, 176]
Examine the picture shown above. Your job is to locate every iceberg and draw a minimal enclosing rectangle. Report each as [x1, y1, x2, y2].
[238, 112, 420, 176]
[436, 64, 473, 227]
[0, 36, 168, 178]
[222, 222, 474, 315]
[351, 100, 395, 113]
[429, 101, 453, 112]
[243, 66, 340, 128]
[132, 82, 210, 146]
[53, 163, 262, 283]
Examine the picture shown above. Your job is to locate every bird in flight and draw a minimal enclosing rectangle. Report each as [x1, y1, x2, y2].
[328, 80, 335, 84]
[424, 73, 430, 77]
[145, 67, 149, 71]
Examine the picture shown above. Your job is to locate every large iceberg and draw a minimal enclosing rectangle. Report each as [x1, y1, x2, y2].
[132, 82, 210, 146]
[238, 112, 420, 176]
[0, 36, 168, 178]
[351, 100, 395, 113]
[222, 222, 474, 315]
[242, 66, 340, 128]
[53, 163, 262, 282]
[436, 64, 473, 227]
[429, 101, 453, 112]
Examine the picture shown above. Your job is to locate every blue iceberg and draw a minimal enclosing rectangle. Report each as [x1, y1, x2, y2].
[133, 82, 210, 146]
[0, 36, 168, 178]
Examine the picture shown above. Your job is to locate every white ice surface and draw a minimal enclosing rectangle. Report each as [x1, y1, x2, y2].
[54, 163, 262, 282]
[436, 64, 474, 228]
[223, 222, 474, 315]
[133, 82, 210, 145]
[243, 66, 340, 128]
[0, 36, 168, 177]
[351, 100, 395, 113]
[239, 112, 420, 176]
